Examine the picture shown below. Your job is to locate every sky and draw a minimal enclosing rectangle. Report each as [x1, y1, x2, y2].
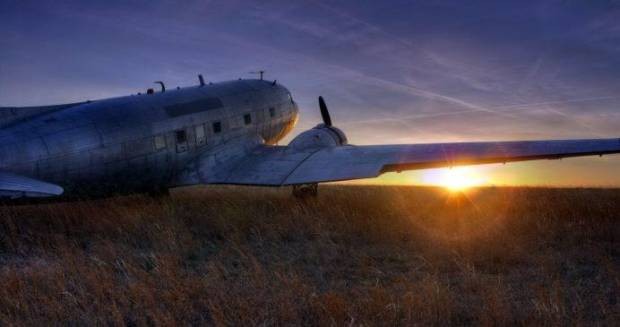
[1, 0, 619, 187]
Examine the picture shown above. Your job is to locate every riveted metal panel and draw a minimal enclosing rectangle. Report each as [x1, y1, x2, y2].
[0, 138, 48, 166]
[43, 124, 101, 155]
[89, 144, 123, 164]
[123, 137, 155, 158]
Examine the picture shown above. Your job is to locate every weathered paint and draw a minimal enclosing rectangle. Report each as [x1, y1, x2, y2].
[0, 79, 298, 197]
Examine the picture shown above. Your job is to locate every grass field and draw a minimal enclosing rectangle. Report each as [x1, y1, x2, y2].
[0, 185, 618, 325]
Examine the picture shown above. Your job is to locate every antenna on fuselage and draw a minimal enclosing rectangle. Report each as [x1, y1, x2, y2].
[154, 81, 166, 93]
[249, 70, 265, 80]
[198, 74, 205, 86]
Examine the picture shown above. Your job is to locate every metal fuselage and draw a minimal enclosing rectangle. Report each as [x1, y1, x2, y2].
[0, 79, 299, 197]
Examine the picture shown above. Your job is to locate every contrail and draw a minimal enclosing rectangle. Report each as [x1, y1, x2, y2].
[494, 95, 620, 110]
[344, 95, 619, 127]
[341, 109, 481, 126]
[309, 1, 619, 132]
[215, 12, 616, 133]
[308, 1, 517, 118]
[311, 0, 417, 49]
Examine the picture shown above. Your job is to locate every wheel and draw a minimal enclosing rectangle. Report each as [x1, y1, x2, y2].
[292, 183, 318, 198]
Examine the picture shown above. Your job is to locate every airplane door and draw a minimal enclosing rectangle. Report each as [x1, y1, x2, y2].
[175, 129, 188, 153]
[195, 124, 206, 147]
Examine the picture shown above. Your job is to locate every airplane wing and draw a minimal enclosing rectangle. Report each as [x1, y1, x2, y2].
[198, 138, 620, 186]
[0, 171, 64, 199]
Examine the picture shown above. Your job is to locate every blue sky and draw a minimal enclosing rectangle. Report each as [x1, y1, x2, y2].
[1, 0, 619, 186]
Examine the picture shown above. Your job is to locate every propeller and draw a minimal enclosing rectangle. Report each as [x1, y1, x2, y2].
[318, 96, 332, 127]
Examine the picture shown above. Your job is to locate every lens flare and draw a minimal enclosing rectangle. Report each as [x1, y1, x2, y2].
[422, 166, 487, 191]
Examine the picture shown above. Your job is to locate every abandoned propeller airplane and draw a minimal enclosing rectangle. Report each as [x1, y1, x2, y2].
[0, 75, 619, 200]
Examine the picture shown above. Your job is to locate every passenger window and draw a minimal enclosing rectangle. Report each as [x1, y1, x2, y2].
[269, 107, 276, 117]
[175, 130, 187, 143]
[154, 135, 166, 150]
[244, 113, 252, 125]
[213, 121, 222, 134]
[175, 129, 188, 153]
[195, 124, 206, 146]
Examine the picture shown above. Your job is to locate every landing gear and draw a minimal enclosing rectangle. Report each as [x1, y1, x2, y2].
[292, 183, 318, 198]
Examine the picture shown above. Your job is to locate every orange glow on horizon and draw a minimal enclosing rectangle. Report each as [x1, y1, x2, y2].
[422, 166, 488, 191]
[339, 157, 620, 188]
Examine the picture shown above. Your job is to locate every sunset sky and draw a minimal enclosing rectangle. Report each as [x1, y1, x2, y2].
[1, 0, 619, 186]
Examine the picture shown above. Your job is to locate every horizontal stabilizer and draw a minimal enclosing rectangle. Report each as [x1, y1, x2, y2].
[0, 171, 64, 199]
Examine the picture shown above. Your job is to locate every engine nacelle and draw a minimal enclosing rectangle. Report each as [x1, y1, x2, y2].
[289, 124, 348, 150]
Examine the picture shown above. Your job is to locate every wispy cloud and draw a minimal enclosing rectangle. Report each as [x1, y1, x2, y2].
[1, 0, 619, 140]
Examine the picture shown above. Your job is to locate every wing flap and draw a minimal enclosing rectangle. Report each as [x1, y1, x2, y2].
[0, 172, 64, 199]
[211, 147, 318, 186]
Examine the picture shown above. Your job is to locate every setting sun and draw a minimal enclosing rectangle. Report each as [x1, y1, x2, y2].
[423, 166, 488, 191]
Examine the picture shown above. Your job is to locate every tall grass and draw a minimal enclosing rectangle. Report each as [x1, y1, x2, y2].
[0, 186, 618, 325]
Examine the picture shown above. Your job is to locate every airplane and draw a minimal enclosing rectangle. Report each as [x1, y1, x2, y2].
[0, 75, 619, 201]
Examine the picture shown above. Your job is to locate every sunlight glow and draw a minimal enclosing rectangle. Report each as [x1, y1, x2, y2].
[422, 166, 488, 191]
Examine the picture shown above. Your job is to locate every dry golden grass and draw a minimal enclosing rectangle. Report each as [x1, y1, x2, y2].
[0, 185, 618, 325]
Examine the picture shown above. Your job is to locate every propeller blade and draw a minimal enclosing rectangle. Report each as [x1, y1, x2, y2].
[318, 96, 332, 126]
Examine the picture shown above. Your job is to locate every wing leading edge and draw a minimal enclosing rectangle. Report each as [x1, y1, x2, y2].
[210, 138, 620, 186]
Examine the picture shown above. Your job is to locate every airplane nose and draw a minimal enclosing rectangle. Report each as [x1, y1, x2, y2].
[293, 102, 299, 117]
[290, 102, 300, 126]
